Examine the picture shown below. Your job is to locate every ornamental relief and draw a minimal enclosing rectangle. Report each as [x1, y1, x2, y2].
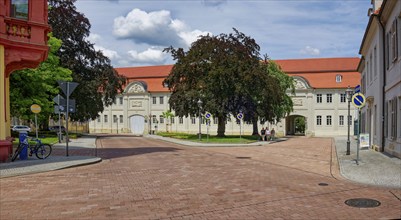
[131, 100, 142, 107]
[127, 83, 145, 93]
[292, 98, 303, 106]
[294, 79, 307, 89]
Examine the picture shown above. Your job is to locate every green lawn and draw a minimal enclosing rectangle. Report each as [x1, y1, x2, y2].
[11, 131, 80, 145]
[157, 132, 260, 144]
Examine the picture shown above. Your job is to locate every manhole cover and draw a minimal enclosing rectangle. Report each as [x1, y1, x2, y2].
[236, 157, 251, 159]
[345, 198, 381, 208]
[318, 183, 329, 186]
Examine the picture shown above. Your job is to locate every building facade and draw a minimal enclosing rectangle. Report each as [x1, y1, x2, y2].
[89, 58, 360, 138]
[358, 0, 401, 158]
[0, 0, 50, 161]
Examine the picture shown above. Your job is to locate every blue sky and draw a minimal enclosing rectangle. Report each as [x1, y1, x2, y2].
[75, 0, 371, 67]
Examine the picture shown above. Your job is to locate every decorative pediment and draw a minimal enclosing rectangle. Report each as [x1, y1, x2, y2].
[125, 81, 147, 94]
[292, 77, 310, 90]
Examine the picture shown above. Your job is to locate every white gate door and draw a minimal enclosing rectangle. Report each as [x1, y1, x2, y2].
[130, 115, 145, 135]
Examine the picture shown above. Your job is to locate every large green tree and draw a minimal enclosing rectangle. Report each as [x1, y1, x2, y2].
[10, 35, 72, 127]
[164, 29, 293, 137]
[48, 0, 126, 121]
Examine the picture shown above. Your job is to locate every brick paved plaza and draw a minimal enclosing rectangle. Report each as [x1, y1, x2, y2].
[1, 136, 400, 219]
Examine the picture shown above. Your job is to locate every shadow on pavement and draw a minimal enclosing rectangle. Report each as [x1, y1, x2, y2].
[96, 147, 182, 159]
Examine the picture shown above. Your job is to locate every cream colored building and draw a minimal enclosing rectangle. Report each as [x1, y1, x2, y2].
[358, 0, 401, 158]
[89, 58, 360, 138]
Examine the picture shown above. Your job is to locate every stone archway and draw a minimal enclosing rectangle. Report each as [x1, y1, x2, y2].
[286, 115, 307, 136]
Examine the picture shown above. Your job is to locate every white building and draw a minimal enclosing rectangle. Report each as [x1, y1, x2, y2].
[89, 57, 360, 138]
[358, 0, 401, 158]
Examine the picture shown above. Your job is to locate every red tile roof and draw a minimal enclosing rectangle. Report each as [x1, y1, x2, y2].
[115, 57, 361, 92]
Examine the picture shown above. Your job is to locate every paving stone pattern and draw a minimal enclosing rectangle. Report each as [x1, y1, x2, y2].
[1, 136, 400, 219]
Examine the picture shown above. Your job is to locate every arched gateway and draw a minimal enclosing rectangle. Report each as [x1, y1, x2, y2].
[130, 115, 145, 135]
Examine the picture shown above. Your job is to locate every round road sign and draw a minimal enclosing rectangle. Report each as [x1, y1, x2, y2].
[204, 112, 212, 119]
[30, 104, 41, 114]
[237, 113, 244, 120]
[351, 93, 366, 108]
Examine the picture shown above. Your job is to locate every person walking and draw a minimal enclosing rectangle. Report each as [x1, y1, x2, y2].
[260, 127, 266, 141]
[266, 128, 270, 141]
[270, 128, 275, 141]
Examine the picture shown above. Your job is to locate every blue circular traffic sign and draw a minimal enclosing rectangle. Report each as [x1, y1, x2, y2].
[352, 93, 366, 108]
[237, 113, 244, 120]
[204, 112, 212, 119]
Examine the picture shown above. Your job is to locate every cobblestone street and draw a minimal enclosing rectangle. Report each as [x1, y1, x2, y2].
[1, 136, 400, 219]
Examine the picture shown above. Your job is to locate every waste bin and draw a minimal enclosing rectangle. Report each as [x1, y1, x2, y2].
[19, 132, 28, 160]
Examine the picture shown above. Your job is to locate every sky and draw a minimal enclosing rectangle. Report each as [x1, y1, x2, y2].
[75, 0, 371, 67]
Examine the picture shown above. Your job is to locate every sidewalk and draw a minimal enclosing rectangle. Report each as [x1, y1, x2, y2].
[0, 136, 101, 178]
[334, 136, 401, 188]
[1, 135, 400, 189]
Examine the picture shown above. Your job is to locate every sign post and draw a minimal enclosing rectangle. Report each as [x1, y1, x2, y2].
[30, 104, 41, 139]
[204, 112, 212, 142]
[352, 93, 366, 165]
[58, 81, 79, 156]
[237, 112, 244, 141]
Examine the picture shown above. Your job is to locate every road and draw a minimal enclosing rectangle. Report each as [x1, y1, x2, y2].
[1, 136, 400, 219]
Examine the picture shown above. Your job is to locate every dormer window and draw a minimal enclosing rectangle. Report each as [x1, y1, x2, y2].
[10, 0, 29, 20]
[336, 74, 342, 83]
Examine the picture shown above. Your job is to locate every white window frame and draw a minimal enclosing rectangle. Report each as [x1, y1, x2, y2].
[316, 115, 322, 126]
[316, 94, 322, 103]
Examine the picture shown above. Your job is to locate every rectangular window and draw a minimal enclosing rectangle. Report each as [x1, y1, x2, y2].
[10, 0, 28, 19]
[369, 54, 373, 82]
[326, 116, 332, 126]
[335, 75, 342, 83]
[152, 115, 157, 124]
[348, 115, 352, 126]
[339, 115, 344, 126]
[214, 117, 218, 124]
[340, 94, 346, 103]
[191, 117, 196, 124]
[104, 115, 108, 123]
[152, 97, 157, 105]
[171, 117, 175, 124]
[113, 115, 118, 123]
[179, 117, 183, 124]
[391, 19, 398, 62]
[326, 94, 332, 103]
[119, 115, 123, 123]
[374, 46, 377, 77]
[316, 115, 322, 126]
[119, 97, 123, 105]
[399, 97, 401, 138]
[390, 97, 397, 140]
[97, 117, 101, 123]
[159, 96, 164, 105]
[159, 115, 164, 124]
[316, 94, 322, 103]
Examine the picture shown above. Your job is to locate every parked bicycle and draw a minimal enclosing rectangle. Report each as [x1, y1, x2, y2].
[11, 137, 52, 161]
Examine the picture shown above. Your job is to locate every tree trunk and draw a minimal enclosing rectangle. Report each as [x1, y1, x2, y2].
[252, 116, 259, 135]
[217, 115, 226, 137]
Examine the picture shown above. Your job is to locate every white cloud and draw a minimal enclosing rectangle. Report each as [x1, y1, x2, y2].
[127, 48, 167, 64]
[87, 33, 101, 43]
[300, 46, 320, 56]
[112, 8, 209, 48]
[94, 45, 120, 60]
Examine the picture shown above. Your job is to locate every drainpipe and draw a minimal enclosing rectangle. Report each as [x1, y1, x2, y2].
[374, 14, 386, 152]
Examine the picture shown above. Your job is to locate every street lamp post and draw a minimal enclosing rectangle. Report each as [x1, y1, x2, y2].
[346, 86, 353, 155]
[197, 99, 203, 141]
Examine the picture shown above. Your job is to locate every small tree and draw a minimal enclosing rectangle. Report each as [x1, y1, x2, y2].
[162, 110, 175, 132]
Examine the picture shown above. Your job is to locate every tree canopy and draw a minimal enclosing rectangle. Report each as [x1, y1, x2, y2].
[163, 29, 294, 136]
[10, 35, 72, 125]
[48, 0, 126, 121]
